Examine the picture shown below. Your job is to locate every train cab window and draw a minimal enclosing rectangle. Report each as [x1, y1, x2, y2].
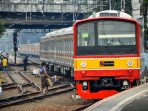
[97, 20, 137, 54]
[71, 40, 73, 54]
[76, 20, 137, 55]
[98, 21, 136, 46]
[77, 23, 95, 46]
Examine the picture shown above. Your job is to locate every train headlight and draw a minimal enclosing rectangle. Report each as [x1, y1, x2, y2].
[82, 81, 88, 90]
[127, 60, 134, 67]
[80, 61, 87, 68]
[122, 80, 129, 89]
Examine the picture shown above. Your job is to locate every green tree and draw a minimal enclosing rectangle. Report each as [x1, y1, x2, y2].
[0, 20, 5, 37]
[143, 0, 148, 4]
[125, 0, 132, 16]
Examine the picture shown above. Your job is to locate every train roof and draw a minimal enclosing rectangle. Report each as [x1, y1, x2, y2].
[42, 27, 73, 39]
[19, 43, 40, 46]
[88, 10, 132, 18]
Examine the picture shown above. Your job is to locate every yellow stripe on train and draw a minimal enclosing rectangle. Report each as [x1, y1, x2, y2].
[74, 57, 140, 69]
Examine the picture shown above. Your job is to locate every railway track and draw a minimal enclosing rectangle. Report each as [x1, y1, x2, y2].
[1, 70, 41, 97]
[6, 71, 40, 93]
[1, 83, 17, 90]
[0, 65, 75, 108]
[0, 83, 74, 108]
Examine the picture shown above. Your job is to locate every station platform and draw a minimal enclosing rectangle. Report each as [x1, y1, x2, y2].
[84, 83, 148, 111]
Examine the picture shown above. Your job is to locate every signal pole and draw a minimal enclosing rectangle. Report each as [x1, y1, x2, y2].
[13, 30, 18, 64]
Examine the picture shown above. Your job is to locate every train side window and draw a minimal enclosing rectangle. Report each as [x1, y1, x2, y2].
[47, 41, 49, 51]
[68, 39, 70, 53]
[71, 40, 73, 54]
[52, 41, 53, 52]
[61, 40, 62, 53]
[57, 40, 59, 53]
[58, 40, 59, 53]
[67, 39, 69, 53]
[59, 41, 60, 53]
[65, 40, 67, 53]
[49, 41, 51, 52]
[66, 39, 68, 53]
[61, 40, 63, 53]
[59, 40, 61, 53]
[66, 39, 67, 53]
[58, 41, 59, 53]
[69, 39, 71, 53]
[62, 40, 64, 53]
[56, 40, 57, 52]
[63, 40, 65, 53]
[55, 41, 57, 53]
[64, 41, 66, 53]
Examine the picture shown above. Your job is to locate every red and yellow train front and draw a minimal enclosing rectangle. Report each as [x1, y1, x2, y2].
[74, 17, 141, 99]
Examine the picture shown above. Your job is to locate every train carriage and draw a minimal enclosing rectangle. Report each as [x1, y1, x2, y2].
[40, 10, 146, 99]
[19, 43, 40, 57]
[18, 43, 40, 63]
[74, 10, 145, 99]
[40, 27, 74, 77]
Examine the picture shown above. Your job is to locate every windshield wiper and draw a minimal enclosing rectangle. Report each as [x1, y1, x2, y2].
[118, 39, 127, 48]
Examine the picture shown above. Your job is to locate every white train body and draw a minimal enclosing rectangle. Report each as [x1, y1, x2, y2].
[40, 27, 74, 76]
[19, 43, 40, 56]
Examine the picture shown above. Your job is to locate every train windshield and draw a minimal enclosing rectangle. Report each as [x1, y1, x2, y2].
[77, 20, 136, 55]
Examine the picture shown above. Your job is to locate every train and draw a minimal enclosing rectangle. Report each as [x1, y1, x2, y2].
[40, 27, 74, 76]
[19, 10, 147, 99]
[18, 43, 40, 63]
[19, 43, 40, 56]
[73, 10, 145, 99]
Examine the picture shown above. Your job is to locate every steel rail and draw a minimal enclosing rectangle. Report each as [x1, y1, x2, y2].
[6, 71, 23, 93]
[2, 83, 31, 90]
[18, 71, 41, 91]
[7, 70, 40, 93]
[1, 83, 17, 89]
[0, 84, 73, 108]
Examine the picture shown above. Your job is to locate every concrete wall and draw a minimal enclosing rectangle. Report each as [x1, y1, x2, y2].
[132, 0, 141, 19]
